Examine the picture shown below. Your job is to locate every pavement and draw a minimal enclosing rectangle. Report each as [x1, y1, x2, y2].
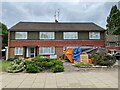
[0, 68, 118, 88]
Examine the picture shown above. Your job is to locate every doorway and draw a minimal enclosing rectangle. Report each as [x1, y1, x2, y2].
[26, 47, 35, 58]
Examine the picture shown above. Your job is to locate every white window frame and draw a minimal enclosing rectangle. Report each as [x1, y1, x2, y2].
[15, 32, 27, 39]
[89, 32, 100, 39]
[39, 47, 55, 55]
[14, 47, 23, 55]
[63, 32, 78, 39]
[39, 32, 55, 39]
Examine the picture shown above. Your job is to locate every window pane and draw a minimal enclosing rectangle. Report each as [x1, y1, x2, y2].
[64, 32, 78, 39]
[39, 47, 55, 54]
[15, 47, 23, 55]
[15, 32, 27, 39]
[40, 32, 54, 39]
[89, 32, 100, 39]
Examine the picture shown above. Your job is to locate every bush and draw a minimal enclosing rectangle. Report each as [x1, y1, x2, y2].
[26, 63, 41, 73]
[45, 62, 54, 68]
[50, 65, 64, 73]
[7, 59, 26, 73]
[73, 62, 92, 68]
[92, 54, 116, 67]
[7, 56, 64, 73]
[98, 54, 116, 66]
[53, 60, 63, 66]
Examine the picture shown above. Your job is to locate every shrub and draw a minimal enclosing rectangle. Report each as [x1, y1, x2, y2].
[34, 55, 48, 62]
[7, 56, 64, 73]
[73, 62, 92, 68]
[98, 54, 116, 66]
[50, 65, 64, 73]
[92, 54, 116, 67]
[7, 59, 26, 73]
[26, 63, 41, 73]
[53, 60, 63, 66]
[45, 62, 54, 68]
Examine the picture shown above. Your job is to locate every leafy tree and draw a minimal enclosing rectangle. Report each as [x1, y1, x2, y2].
[0, 22, 8, 49]
[106, 5, 120, 35]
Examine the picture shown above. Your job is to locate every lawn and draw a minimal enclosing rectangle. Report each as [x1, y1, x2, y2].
[0, 60, 11, 72]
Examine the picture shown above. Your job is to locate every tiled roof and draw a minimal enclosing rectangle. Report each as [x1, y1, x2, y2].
[9, 22, 105, 31]
[106, 35, 120, 42]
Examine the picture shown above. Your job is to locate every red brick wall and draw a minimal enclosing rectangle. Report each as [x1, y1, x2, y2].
[106, 47, 120, 50]
[55, 46, 63, 58]
[9, 47, 14, 58]
[9, 40, 105, 47]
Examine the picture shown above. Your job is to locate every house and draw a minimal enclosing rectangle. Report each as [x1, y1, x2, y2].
[106, 35, 120, 54]
[8, 21, 106, 59]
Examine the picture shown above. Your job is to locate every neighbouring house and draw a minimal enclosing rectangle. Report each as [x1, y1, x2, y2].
[106, 35, 120, 54]
[8, 21, 106, 59]
[0, 35, 2, 59]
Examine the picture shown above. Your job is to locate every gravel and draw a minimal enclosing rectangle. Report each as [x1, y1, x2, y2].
[63, 60, 118, 72]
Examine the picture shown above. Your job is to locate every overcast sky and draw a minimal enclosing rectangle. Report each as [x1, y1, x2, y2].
[1, 1, 119, 29]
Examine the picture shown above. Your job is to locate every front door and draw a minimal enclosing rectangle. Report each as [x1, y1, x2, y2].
[26, 47, 35, 58]
[30, 47, 35, 57]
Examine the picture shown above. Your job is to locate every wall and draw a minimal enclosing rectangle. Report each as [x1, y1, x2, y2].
[9, 47, 14, 58]
[55, 46, 63, 58]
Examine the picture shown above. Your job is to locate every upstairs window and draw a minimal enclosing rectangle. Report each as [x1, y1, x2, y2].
[15, 32, 27, 39]
[14, 47, 23, 55]
[40, 32, 54, 39]
[39, 47, 55, 55]
[89, 32, 100, 39]
[63, 32, 78, 39]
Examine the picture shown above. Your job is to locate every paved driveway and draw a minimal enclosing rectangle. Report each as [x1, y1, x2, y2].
[1, 68, 118, 88]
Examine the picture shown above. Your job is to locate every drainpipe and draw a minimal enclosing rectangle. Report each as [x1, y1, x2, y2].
[5, 46, 8, 60]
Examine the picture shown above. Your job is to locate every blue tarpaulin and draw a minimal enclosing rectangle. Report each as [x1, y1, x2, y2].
[72, 47, 82, 61]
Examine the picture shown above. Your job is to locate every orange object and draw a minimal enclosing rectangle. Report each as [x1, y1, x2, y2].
[88, 59, 92, 64]
[64, 48, 74, 63]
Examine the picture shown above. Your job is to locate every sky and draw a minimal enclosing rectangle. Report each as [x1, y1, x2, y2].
[0, 1, 119, 29]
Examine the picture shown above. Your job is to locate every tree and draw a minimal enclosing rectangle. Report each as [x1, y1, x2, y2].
[106, 5, 120, 35]
[0, 22, 8, 49]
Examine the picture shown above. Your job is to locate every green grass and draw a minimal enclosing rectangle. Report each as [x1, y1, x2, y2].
[0, 60, 11, 72]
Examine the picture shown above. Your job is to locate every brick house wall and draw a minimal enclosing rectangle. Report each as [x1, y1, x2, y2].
[106, 35, 120, 54]
[8, 22, 106, 59]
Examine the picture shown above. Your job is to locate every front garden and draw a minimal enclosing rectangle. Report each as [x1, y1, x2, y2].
[1, 53, 117, 73]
